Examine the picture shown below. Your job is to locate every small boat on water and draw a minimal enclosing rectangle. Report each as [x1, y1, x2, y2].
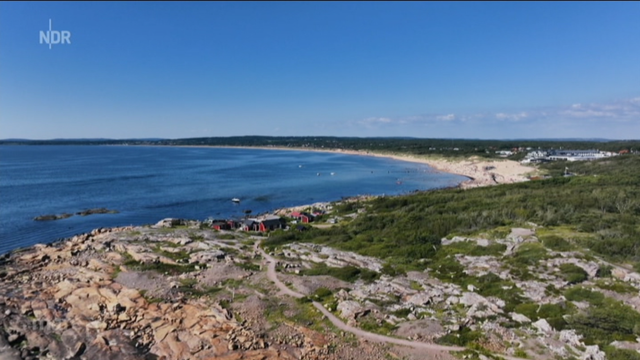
[330, 172, 335, 176]
[232, 198, 240, 203]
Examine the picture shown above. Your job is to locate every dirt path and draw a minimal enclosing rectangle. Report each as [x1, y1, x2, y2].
[254, 239, 528, 360]
[255, 241, 459, 353]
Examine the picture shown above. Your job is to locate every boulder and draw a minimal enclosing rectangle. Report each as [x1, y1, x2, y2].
[510, 313, 531, 323]
[337, 300, 368, 319]
[612, 268, 627, 280]
[460, 292, 487, 307]
[533, 319, 553, 334]
[406, 293, 431, 306]
[560, 330, 583, 347]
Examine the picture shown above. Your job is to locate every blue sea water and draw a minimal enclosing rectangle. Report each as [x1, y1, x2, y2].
[0, 145, 467, 255]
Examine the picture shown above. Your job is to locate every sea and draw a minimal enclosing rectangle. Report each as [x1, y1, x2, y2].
[0, 145, 468, 255]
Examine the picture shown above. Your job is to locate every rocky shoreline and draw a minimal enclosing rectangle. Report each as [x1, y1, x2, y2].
[0, 222, 388, 360]
[4, 204, 640, 360]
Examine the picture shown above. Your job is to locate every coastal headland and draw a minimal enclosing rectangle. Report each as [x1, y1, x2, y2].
[3, 148, 638, 360]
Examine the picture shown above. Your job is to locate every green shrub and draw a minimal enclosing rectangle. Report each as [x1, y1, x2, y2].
[123, 258, 198, 275]
[595, 280, 638, 294]
[564, 287, 605, 305]
[541, 235, 573, 251]
[513, 302, 570, 330]
[559, 263, 589, 284]
[604, 346, 640, 360]
[567, 298, 640, 345]
[311, 287, 333, 302]
[437, 326, 484, 346]
[301, 263, 380, 283]
[510, 242, 549, 266]
[596, 264, 613, 278]
[392, 308, 412, 318]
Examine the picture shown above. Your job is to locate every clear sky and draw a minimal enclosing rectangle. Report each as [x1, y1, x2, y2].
[1, 2, 639, 140]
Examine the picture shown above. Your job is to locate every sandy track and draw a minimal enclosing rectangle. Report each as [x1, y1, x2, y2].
[255, 241, 463, 354]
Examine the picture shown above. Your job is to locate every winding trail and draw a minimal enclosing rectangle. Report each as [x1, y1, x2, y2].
[254, 239, 528, 360]
[255, 240, 462, 352]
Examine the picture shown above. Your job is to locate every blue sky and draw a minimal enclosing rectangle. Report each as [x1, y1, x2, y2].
[1, 2, 639, 140]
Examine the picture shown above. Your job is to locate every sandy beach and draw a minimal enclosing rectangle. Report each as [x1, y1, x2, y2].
[171, 145, 537, 189]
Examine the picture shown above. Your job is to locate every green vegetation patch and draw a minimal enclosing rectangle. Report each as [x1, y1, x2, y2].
[513, 302, 573, 331]
[217, 234, 236, 240]
[564, 286, 605, 305]
[509, 242, 550, 266]
[123, 257, 199, 275]
[427, 255, 524, 312]
[594, 280, 638, 294]
[300, 263, 379, 283]
[437, 326, 484, 347]
[540, 235, 573, 252]
[567, 297, 640, 345]
[558, 263, 589, 284]
[603, 346, 640, 360]
[266, 156, 640, 271]
[153, 247, 191, 262]
[358, 315, 398, 336]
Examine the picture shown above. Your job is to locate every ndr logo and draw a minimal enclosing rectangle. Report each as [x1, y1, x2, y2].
[39, 19, 71, 49]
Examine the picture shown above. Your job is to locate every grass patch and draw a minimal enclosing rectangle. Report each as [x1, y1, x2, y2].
[564, 286, 605, 305]
[513, 302, 572, 331]
[391, 308, 412, 318]
[595, 280, 638, 294]
[123, 257, 199, 275]
[409, 280, 423, 291]
[436, 326, 484, 346]
[237, 261, 261, 272]
[301, 263, 379, 283]
[567, 297, 640, 346]
[264, 298, 333, 333]
[153, 247, 191, 262]
[189, 233, 205, 242]
[540, 235, 573, 252]
[509, 242, 549, 266]
[358, 315, 398, 336]
[603, 346, 640, 360]
[558, 263, 589, 284]
[177, 279, 223, 298]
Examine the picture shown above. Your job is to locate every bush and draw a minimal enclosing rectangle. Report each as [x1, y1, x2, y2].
[564, 287, 605, 305]
[311, 287, 333, 302]
[597, 264, 613, 278]
[567, 298, 640, 345]
[559, 263, 589, 284]
[595, 280, 638, 294]
[511, 242, 549, 266]
[604, 346, 640, 360]
[301, 263, 380, 283]
[513, 302, 569, 330]
[541, 235, 573, 251]
[437, 326, 484, 346]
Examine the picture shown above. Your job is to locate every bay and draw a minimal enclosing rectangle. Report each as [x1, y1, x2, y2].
[0, 145, 467, 255]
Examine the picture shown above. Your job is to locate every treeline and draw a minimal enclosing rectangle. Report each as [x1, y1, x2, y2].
[2, 136, 639, 159]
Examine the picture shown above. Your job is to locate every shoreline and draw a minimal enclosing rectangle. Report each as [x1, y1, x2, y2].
[154, 144, 536, 189]
[2, 145, 536, 255]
